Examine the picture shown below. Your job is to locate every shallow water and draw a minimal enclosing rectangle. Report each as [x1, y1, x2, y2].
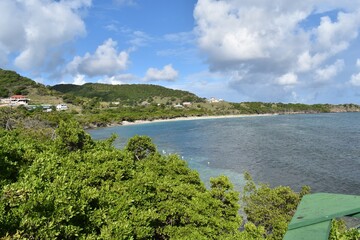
[88, 113, 360, 194]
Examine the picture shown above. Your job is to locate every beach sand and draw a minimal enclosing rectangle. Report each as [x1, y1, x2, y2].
[120, 113, 277, 126]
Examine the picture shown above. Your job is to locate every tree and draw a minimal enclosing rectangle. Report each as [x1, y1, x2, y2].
[242, 172, 310, 240]
[329, 219, 360, 240]
[54, 120, 94, 152]
[125, 135, 157, 161]
[0, 87, 9, 98]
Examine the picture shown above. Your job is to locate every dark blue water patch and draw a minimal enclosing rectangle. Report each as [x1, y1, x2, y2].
[88, 113, 360, 195]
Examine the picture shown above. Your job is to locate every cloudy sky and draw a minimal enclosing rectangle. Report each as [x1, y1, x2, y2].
[1, 0, 360, 103]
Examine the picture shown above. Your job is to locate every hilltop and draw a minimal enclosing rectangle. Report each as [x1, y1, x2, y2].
[0, 69, 63, 105]
[0, 69, 205, 108]
[51, 83, 204, 105]
[0, 68, 47, 97]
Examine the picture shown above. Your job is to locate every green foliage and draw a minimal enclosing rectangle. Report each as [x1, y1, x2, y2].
[125, 135, 157, 161]
[0, 68, 45, 97]
[231, 102, 332, 114]
[75, 105, 212, 128]
[0, 122, 245, 239]
[242, 172, 310, 240]
[0, 129, 43, 189]
[54, 120, 94, 152]
[52, 83, 203, 103]
[0, 88, 9, 98]
[329, 219, 360, 240]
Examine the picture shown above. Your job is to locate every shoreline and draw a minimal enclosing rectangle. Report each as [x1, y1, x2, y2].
[119, 113, 278, 126]
[86, 111, 360, 129]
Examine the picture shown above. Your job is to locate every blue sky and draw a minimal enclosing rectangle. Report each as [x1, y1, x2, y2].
[1, 0, 360, 103]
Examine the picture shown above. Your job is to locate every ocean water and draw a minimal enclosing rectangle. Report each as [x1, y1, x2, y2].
[88, 113, 360, 195]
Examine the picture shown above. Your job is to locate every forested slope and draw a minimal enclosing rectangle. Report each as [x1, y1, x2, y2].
[0, 69, 49, 98]
[52, 83, 204, 103]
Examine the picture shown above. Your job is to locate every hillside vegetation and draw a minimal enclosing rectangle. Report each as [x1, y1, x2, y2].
[52, 83, 204, 105]
[0, 69, 65, 105]
[0, 69, 46, 98]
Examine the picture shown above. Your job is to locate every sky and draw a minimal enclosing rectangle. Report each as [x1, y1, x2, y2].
[1, 0, 360, 104]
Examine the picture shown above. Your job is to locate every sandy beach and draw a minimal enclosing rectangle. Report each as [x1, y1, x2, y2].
[120, 113, 278, 126]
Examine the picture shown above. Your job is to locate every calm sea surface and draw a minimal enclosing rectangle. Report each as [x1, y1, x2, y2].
[88, 113, 360, 195]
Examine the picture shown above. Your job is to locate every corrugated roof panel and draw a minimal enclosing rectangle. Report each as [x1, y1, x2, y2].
[284, 193, 360, 240]
[283, 220, 331, 240]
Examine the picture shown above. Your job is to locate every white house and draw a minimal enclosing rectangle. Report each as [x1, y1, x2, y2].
[1, 95, 30, 106]
[56, 104, 68, 111]
[207, 97, 224, 103]
[182, 102, 192, 107]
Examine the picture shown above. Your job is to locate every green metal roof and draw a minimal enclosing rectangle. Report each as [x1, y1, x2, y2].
[283, 193, 360, 240]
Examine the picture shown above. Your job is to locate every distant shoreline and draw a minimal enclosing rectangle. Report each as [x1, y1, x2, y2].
[85, 111, 360, 129]
[119, 113, 278, 126]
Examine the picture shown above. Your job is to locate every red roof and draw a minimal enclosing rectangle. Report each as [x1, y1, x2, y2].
[11, 95, 27, 99]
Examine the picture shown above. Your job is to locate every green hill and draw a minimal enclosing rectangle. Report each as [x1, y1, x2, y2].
[0, 68, 46, 97]
[51, 83, 204, 104]
[0, 69, 67, 105]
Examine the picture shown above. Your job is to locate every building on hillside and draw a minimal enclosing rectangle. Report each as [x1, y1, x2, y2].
[26, 104, 54, 112]
[41, 104, 53, 112]
[0, 95, 30, 106]
[174, 104, 184, 108]
[182, 102, 192, 107]
[56, 104, 68, 111]
[208, 97, 223, 103]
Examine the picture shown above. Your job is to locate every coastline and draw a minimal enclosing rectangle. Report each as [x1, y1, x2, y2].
[119, 113, 278, 126]
[86, 111, 360, 129]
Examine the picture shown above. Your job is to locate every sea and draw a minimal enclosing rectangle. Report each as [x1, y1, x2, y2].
[88, 112, 360, 195]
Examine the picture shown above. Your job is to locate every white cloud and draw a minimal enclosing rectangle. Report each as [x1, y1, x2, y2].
[350, 73, 360, 86]
[144, 64, 179, 82]
[0, 0, 90, 70]
[350, 59, 360, 87]
[194, 0, 360, 70]
[297, 52, 327, 72]
[316, 59, 344, 81]
[315, 12, 360, 54]
[277, 73, 298, 86]
[194, 0, 311, 69]
[67, 38, 129, 77]
[98, 74, 138, 85]
[194, 0, 360, 101]
[73, 74, 86, 85]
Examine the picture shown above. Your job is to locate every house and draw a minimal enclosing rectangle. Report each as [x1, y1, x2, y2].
[208, 97, 219, 103]
[41, 104, 53, 112]
[182, 102, 192, 107]
[26, 104, 53, 112]
[5, 95, 30, 105]
[207, 97, 224, 103]
[56, 104, 68, 111]
[174, 104, 184, 108]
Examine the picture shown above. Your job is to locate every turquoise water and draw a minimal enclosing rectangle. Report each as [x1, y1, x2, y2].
[88, 113, 360, 194]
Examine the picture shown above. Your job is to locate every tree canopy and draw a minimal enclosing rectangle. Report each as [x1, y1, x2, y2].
[1, 116, 358, 239]
[0, 121, 244, 239]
